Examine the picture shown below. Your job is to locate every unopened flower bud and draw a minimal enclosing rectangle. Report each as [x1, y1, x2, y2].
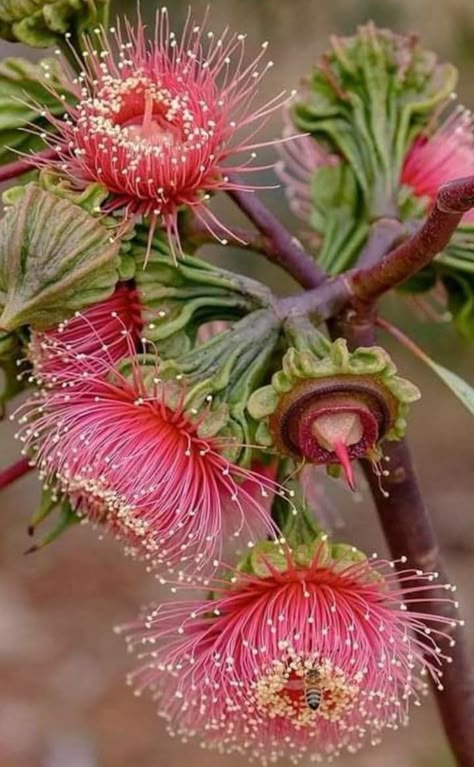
[248, 338, 420, 489]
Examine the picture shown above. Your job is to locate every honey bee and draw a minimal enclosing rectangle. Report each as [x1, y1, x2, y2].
[304, 668, 323, 712]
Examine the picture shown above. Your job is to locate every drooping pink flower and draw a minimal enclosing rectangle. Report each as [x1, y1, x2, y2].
[29, 283, 144, 385]
[402, 109, 474, 223]
[15, 336, 284, 574]
[122, 544, 460, 763]
[38, 8, 291, 249]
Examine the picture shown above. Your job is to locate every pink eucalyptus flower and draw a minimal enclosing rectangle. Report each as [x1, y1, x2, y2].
[402, 109, 474, 223]
[29, 283, 144, 385]
[38, 8, 292, 250]
[15, 333, 285, 574]
[122, 544, 460, 763]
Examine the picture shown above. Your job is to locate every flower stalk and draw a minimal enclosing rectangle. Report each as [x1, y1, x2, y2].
[0, 457, 32, 491]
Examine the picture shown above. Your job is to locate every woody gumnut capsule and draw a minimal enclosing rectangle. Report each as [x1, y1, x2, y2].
[247, 336, 420, 489]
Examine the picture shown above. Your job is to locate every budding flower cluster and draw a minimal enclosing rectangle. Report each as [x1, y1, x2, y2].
[0, 11, 466, 767]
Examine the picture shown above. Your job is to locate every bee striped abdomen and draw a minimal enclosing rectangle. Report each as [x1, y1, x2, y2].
[304, 669, 322, 711]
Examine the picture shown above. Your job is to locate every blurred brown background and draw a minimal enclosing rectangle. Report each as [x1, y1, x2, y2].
[1, 1, 474, 766]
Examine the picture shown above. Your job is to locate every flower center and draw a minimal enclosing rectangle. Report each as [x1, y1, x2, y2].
[121, 90, 184, 148]
[253, 654, 359, 728]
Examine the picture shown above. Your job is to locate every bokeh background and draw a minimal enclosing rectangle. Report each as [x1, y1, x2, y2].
[1, 1, 474, 766]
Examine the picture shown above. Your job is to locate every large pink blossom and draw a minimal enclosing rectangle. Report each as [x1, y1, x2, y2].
[402, 109, 474, 223]
[38, 8, 291, 249]
[15, 336, 283, 574]
[122, 544, 459, 763]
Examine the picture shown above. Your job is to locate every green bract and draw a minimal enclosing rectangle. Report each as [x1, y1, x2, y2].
[131, 226, 275, 359]
[292, 25, 457, 274]
[239, 532, 370, 580]
[154, 308, 282, 465]
[0, 0, 109, 47]
[0, 184, 121, 331]
[26, 485, 79, 551]
[294, 24, 456, 219]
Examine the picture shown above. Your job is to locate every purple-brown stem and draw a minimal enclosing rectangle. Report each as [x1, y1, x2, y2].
[277, 275, 352, 321]
[226, 174, 327, 289]
[356, 218, 409, 268]
[352, 175, 474, 301]
[365, 441, 474, 767]
[0, 149, 58, 185]
[0, 457, 33, 491]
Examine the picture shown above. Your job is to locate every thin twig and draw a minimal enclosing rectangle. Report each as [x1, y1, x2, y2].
[0, 457, 33, 491]
[352, 175, 474, 301]
[356, 218, 409, 268]
[226, 174, 327, 289]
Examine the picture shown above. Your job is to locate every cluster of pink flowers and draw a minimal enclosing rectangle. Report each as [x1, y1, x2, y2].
[17, 291, 282, 575]
[7, 10, 463, 765]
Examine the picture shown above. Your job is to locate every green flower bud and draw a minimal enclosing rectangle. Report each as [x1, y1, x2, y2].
[130, 225, 274, 359]
[153, 308, 283, 466]
[248, 323, 420, 487]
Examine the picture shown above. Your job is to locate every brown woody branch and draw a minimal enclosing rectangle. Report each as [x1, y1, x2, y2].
[352, 176, 474, 301]
[180, 215, 273, 258]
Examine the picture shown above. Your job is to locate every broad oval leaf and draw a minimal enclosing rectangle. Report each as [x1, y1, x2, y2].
[0, 184, 121, 331]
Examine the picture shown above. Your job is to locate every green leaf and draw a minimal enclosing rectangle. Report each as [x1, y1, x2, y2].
[397, 265, 438, 295]
[425, 359, 474, 417]
[0, 56, 70, 165]
[379, 319, 474, 417]
[0, 184, 121, 331]
[0, 329, 27, 418]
